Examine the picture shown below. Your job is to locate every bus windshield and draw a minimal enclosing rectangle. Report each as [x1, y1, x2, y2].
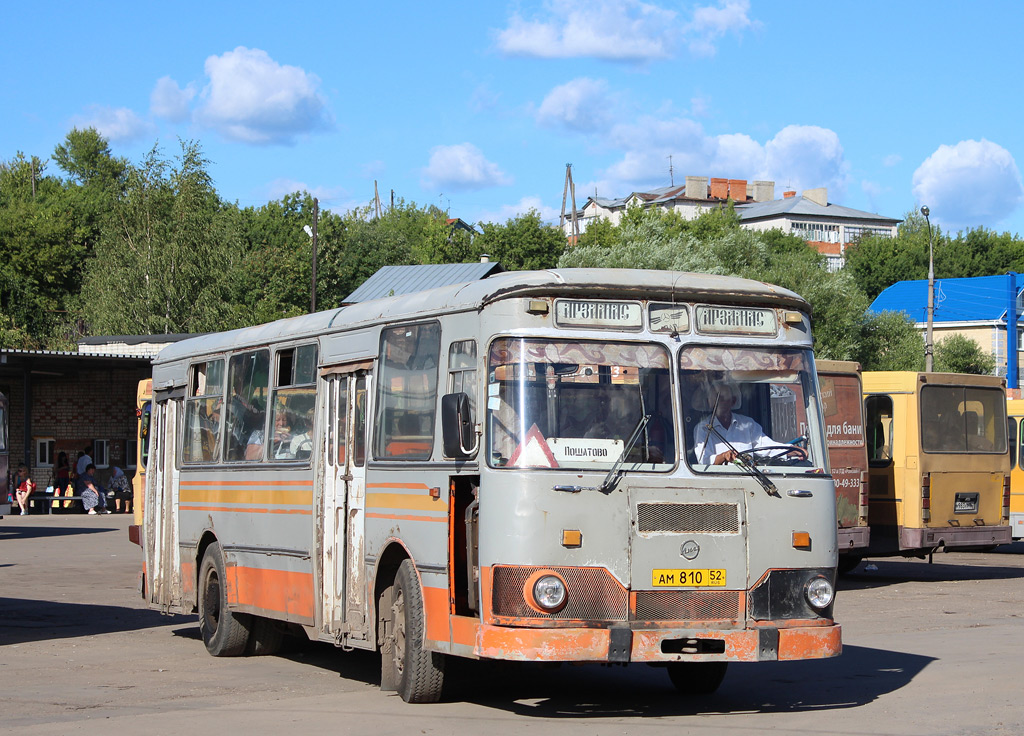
[920, 385, 1007, 454]
[679, 346, 826, 474]
[487, 338, 675, 471]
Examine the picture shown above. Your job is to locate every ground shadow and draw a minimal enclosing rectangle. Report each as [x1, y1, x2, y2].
[0, 522, 120, 540]
[838, 555, 1024, 591]
[0, 597, 191, 646]
[168, 625, 931, 717]
[443, 644, 932, 716]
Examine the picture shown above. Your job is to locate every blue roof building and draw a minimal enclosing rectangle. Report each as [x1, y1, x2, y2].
[869, 273, 1023, 379]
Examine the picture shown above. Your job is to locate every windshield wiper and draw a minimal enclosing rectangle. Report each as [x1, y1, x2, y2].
[703, 393, 779, 498]
[552, 414, 651, 495]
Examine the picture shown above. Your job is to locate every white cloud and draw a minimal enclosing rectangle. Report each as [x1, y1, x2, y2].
[913, 139, 1024, 228]
[195, 47, 332, 145]
[263, 178, 349, 205]
[883, 153, 902, 167]
[764, 125, 849, 194]
[478, 196, 560, 226]
[685, 1, 757, 57]
[595, 118, 849, 200]
[70, 105, 155, 143]
[150, 76, 196, 122]
[422, 143, 512, 191]
[495, 0, 678, 62]
[537, 78, 613, 132]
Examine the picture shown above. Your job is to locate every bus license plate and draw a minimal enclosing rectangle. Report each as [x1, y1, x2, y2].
[652, 569, 726, 587]
[954, 492, 979, 514]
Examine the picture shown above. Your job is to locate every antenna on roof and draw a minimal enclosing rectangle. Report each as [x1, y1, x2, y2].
[668, 155, 674, 187]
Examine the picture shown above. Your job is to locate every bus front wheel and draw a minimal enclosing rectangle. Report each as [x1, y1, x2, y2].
[384, 559, 445, 703]
[667, 661, 728, 695]
[198, 542, 252, 657]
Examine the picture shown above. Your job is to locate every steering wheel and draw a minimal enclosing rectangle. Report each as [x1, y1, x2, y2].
[735, 445, 808, 466]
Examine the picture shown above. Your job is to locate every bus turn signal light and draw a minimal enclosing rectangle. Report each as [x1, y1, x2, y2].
[562, 530, 582, 548]
[792, 532, 811, 549]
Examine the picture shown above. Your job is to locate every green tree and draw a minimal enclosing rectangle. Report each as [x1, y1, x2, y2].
[81, 140, 237, 334]
[934, 333, 996, 374]
[0, 152, 85, 347]
[855, 311, 925, 371]
[475, 210, 567, 270]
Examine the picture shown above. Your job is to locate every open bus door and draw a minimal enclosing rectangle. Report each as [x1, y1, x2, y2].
[144, 390, 184, 611]
[320, 364, 372, 646]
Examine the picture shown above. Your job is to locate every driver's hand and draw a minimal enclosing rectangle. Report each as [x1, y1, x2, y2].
[713, 449, 738, 465]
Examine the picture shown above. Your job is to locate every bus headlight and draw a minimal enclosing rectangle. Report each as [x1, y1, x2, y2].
[532, 574, 568, 612]
[805, 576, 834, 609]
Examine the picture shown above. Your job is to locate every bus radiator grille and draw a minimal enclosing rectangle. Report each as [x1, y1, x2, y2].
[636, 503, 740, 534]
[633, 590, 742, 622]
[491, 566, 629, 621]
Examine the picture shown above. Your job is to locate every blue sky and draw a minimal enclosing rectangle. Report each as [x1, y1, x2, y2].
[5, 1, 1024, 236]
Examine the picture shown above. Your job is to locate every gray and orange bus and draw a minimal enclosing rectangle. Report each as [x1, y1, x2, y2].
[139, 269, 841, 702]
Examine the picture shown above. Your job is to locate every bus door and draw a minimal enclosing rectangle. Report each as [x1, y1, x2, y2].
[322, 366, 371, 643]
[146, 394, 183, 610]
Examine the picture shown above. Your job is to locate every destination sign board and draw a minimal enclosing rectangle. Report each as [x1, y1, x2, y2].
[554, 300, 642, 329]
[695, 305, 777, 336]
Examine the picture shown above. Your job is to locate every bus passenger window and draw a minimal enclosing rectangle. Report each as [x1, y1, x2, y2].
[225, 350, 270, 462]
[269, 345, 317, 461]
[1009, 417, 1017, 468]
[183, 359, 224, 463]
[375, 323, 441, 460]
[865, 395, 893, 465]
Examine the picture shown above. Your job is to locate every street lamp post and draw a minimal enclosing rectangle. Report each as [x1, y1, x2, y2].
[922, 205, 934, 372]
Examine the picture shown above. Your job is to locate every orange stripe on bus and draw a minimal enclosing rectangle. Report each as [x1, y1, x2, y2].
[225, 566, 314, 621]
[422, 586, 450, 643]
[364, 492, 448, 511]
[180, 505, 312, 515]
[365, 512, 447, 523]
[181, 480, 313, 487]
[180, 487, 312, 505]
[366, 482, 431, 490]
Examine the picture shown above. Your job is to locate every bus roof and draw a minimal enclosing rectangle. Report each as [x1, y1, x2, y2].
[863, 371, 1008, 393]
[153, 268, 809, 366]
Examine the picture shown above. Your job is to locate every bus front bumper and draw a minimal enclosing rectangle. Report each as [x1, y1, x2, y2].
[473, 622, 841, 663]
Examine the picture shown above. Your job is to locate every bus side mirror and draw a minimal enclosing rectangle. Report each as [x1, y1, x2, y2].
[441, 392, 478, 458]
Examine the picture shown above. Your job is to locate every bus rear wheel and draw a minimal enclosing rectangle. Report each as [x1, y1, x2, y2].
[384, 559, 445, 703]
[198, 542, 252, 657]
[666, 661, 728, 695]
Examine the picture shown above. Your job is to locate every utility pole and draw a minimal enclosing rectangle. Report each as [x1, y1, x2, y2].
[374, 181, 382, 219]
[310, 197, 319, 314]
[560, 164, 579, 243]
[668, 154, 674, 186]
[922, 205, 934, 371]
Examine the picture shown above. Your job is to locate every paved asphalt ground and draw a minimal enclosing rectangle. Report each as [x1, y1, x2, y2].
[2, 514, 1024, 735]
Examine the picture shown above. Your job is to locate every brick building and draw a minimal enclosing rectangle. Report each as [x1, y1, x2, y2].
[1, 344, 162, 498]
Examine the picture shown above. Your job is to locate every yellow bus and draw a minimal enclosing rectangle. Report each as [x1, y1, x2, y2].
[130, 379, 152, 537]
[1004, 398, 1024, 539]
[815, 361, 869, 570]
[863, 371, 1011, 556]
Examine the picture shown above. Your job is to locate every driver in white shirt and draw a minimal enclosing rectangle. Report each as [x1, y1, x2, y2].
[693, 382, 782, 465]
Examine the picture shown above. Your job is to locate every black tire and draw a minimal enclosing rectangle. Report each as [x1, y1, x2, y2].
[198, 542, 252, 656]
[386, 559, 445, 703]
[667, 661, 728, 695]
[247, 615, 285, 656]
